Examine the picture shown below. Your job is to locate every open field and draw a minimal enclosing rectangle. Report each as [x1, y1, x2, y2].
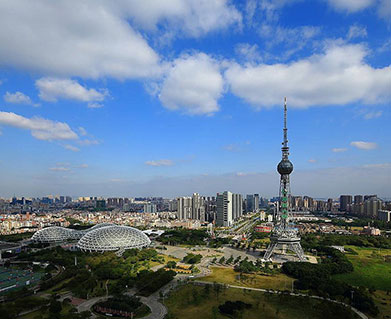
[333, 246, 391, 291]
[202, 266, 294, 290]
[165, 284, 360, 319]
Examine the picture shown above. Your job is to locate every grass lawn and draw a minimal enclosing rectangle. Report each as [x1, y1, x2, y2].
[202, 267, 294, 290]
[165, 284, 360, 319]
[333, 246, 391, 291]
[372, 290, 391, 319]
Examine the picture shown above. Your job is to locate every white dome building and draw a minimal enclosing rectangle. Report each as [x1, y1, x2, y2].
[77, 225, 151, 255]
[31, 226, 76, 243]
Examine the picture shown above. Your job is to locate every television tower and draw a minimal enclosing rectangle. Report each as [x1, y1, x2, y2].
[264, 98, 306, 262]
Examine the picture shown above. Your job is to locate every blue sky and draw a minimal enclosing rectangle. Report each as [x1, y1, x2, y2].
[0, 0, 390, 198]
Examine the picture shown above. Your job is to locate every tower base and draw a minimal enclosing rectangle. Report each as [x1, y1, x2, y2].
[264, 235, 306, 262]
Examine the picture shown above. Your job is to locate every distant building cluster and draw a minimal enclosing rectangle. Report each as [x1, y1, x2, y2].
[339, 194, 391, 220]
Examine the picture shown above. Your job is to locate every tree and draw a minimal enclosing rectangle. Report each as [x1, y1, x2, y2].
[166, 261, 177, 269]
[218, 256, 225, 264]
[49, 300, 62, 314]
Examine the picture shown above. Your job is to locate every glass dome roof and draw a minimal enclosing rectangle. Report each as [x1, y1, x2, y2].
[77, 225, 151, 253]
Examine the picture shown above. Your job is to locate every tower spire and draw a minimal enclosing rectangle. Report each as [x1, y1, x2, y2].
[264, 98, 306, 262]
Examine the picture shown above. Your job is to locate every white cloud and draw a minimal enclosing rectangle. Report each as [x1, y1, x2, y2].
[347, 25, 367, 40]
[350, 141, 378, 150]
[36, 78, 107, 103]
[4, 91, 37, 106]
[378, 0, 391, 20]
[77, 139, 100, 146]
[363, 111, 383, 119]
[223, 144, 240, 152]
[0, 111, 78, 141]
[145, 159, 174, 167]
[159, 53, 224, 115]
[0, 1, 241, 80]
[64, 145, 80, 152]
[0, 1, 161, 79]
[259, 25, 320, 47]
[225, 44, 391, 108]
[235, 43, 262, 63]
[79, 164, 89, 168]
[49, 166, 70, 172]
[119, 0, 242, 37]
[326, 0, 375, 12]
[87, 102, 104, 109]
[332, 147, 348, 152]
[78, 127, 87, 136]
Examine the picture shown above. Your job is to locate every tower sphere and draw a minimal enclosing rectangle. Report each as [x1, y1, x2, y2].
[277, 159, 293, 175]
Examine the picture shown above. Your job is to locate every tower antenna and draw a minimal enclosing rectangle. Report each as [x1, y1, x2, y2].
[264, 98, 306, 262]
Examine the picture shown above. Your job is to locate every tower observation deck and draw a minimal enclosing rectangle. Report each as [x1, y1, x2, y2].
[264, 98, 306, 262]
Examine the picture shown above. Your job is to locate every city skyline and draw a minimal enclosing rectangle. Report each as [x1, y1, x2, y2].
[0, 1, 390, 198]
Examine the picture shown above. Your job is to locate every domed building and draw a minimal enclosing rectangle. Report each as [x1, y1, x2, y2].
[31, 226, 76, 243]
[77, 225, 151, 255]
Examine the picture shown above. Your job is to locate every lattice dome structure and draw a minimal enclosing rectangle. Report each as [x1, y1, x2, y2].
[31, 226, 76, 243]
[31, 223, 117, 243]
[77, 225, 151, 254]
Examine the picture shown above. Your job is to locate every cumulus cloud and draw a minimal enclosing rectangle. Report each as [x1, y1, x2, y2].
[4, 91, 37, 106]
[0, 1, 161, 79]
[326, 0, 375, 12]
[120, 0, 242, 37]
[64, 145, 80, 152]
[225, 44, 391, 108]
[332, 147, 348, 152]
[145, 159, 174, 167]
[0, 1, 241, 80]
[350, 141, 378, 150]
[347, 25, 367, 40]
[159, 53, 224, 115]
[0, 111, 78, 141]
[36, 78, 107, 103]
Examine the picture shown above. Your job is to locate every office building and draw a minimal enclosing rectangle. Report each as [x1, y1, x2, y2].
[378, 210, 391, 222]
[192, 193, 205, 222]
[216, 191, 243, 227]
[177, 197, 192, 220]
[339, 195, 352, 212]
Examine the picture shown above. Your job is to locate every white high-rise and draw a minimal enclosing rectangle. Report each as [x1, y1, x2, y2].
[177, 197, 192, 220]
[216, 191, 243, 227]
[192, 193, 205, 222]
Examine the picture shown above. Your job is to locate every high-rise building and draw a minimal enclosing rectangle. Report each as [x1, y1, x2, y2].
[216, 191, 242, 226]
[192, 193, 205, 222]
[246, 194, 259, 213]
[177, 197, 192, 220]
[254, 194, 259, 212]
[354, 195, 363, 204]
[339, 195, 352, 212]
[364, 197, 382, 218]
[246, 194, 254, 213]
[327, 198, 333, 211]
[144, 203, 157, 213]
[378, 210, 391, 222]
